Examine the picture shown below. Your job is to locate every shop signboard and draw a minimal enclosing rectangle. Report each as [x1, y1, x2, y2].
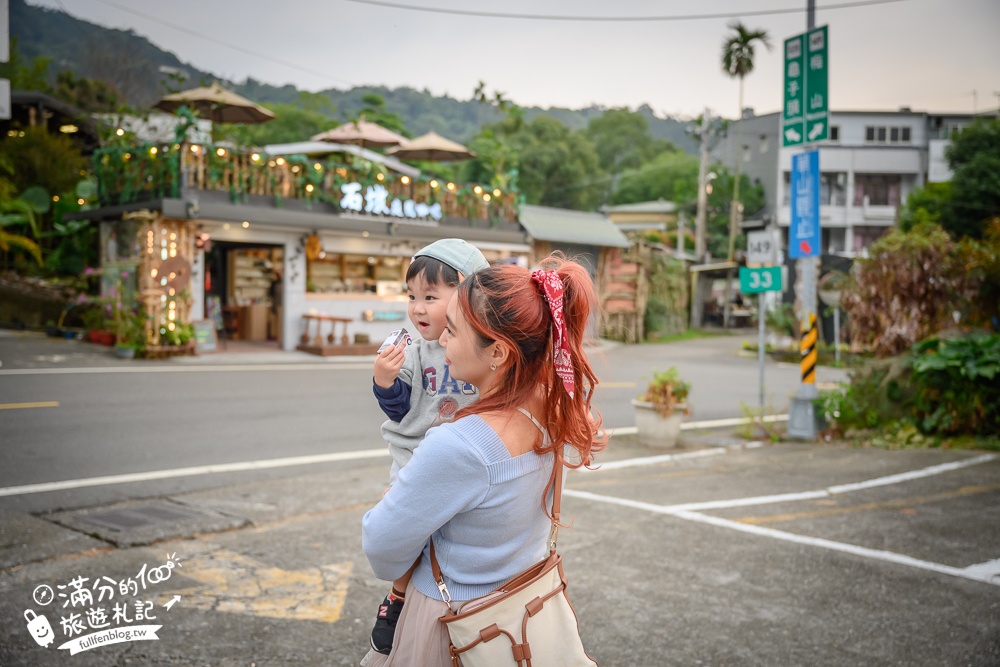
[192, 320, 218, 353]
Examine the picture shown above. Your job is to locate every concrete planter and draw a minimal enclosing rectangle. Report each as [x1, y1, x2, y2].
[632, 399, 688, 448]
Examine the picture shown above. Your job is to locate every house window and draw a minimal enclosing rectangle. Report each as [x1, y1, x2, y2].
[829, 126, 840, 142]
[864, 125, 914, 145]
[854, 174, 902, 206]
[743, 145, 751, 162]
[759, 134, 769, 153]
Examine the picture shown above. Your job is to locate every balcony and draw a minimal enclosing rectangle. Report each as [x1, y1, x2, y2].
[90, 142, 520, 232]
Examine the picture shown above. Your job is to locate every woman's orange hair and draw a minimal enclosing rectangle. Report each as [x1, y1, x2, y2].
[455, 254, 607, 467]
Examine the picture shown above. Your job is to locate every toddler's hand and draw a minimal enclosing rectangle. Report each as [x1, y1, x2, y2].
[373, 343, 406, 388]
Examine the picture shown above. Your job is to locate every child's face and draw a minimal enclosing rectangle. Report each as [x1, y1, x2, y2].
[407, 273, 456, 342]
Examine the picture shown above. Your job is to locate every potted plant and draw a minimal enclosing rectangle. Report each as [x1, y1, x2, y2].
[81, 302, 116, 345]
[632, 367, 692, 448]
[112, 291, 148, 360]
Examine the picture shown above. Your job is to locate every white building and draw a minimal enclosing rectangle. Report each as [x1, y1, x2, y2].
[711, 109, 976, 257]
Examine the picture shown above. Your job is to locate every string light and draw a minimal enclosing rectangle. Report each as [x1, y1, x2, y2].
[376, 173, 385, 181]
[305, 184, 314, 193]
[116, 128, 124, 136]
[149, 146, 158, 155]
[473, 186, 483, 195]
[242, 221, 250, 228]
[216, 148, 227, 157]
[483, 194, 492, 202]
[400, 176, 410, 185]
[314, 162, 322, 171]
[430, 180, 439, 188]
[447, 182, 456, 191]
[276, 157, 286, 166]
[251, 153, 261, 162]
[493, 189, 501, 197]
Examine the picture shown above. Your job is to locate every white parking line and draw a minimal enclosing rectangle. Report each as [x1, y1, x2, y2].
[0, 364, 373, 375]
[565, 453, 999, 587]
[0, 448, 390, 497]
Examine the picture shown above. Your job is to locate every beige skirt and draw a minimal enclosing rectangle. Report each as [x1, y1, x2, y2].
[360, 578, 455, 667]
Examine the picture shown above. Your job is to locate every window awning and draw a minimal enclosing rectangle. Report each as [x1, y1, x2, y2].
[518, 205, 630, 248]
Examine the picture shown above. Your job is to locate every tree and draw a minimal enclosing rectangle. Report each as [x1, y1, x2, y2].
[513, 116, 603, 211]
[585, 108, 674, 174]
[355, 93, 408, 136]
[218, 102, 337, 147]
[55, 70, 122, 112]
[900, 181, 951, 233]
[944, 117, 1000, 240]
[610, 151, 699, 206]
[721, 21, 772, 260]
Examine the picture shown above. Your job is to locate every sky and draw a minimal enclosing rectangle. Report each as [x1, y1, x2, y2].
[25, 0, 1000, 119]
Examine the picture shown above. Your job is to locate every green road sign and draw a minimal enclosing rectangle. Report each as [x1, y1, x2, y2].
[782, 33, 805, 147]
[740, 266, 783, 293]
[805, 26, 829, 143]
[783, 25, 828, 147]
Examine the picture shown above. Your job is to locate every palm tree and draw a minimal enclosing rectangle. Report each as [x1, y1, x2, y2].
[721, 21, 772, 261]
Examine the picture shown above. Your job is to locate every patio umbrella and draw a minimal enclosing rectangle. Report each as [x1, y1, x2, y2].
[310, 118, 407, 149]
[386, 131, 476, 162]
[154, 82, 275, 125]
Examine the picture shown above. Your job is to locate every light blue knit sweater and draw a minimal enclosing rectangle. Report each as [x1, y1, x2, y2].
[362, 414, 555, 602]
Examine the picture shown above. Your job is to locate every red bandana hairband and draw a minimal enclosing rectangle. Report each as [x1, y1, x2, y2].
[531, 269, 575, 398]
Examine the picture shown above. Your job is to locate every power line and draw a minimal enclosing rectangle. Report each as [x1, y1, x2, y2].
[342, 0, 910, 22]
[70, 0, 355, 88]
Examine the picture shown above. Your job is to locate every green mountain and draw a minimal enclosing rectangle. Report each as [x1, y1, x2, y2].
[12, 0, 697, 152]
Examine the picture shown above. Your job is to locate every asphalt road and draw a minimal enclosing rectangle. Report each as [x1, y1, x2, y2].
[13, 331, 995, 667]
[0, 330, 846, 513]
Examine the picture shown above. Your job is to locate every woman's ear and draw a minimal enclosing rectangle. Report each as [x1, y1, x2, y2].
[490, 342, 511, 369]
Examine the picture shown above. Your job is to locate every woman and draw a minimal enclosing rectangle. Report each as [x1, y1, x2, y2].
[361, 255, 607, 665]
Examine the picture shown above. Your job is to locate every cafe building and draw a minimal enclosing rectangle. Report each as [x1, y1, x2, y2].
[72, 137, 532, 354]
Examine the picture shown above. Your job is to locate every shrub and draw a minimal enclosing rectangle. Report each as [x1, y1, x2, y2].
[841, 222, 981, 357]
[909, 331, 1000, 436]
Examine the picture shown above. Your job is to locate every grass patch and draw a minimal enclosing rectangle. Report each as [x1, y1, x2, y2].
[838, 423, 1000, 452]
[646, 329, 733, 344]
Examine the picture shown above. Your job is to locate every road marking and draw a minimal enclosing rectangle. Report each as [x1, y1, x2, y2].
[735, 484, 1000, 525]
[565, 453, 999, 587]
[671, 509, 1000, 586]
[0, 401, 60, 410]
[171, 548, 352, 622]
[0, 449, 390, 497]
[0, 420, 636, 497]
[0, 363, 374, 375]
[584, 448, 729, 471]
[609, 414, 788, 439]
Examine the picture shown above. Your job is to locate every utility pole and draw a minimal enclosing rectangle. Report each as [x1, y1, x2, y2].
[787, 0, 821, 440]
[690, 109, 712, 328]
[694, 109, 711, 262]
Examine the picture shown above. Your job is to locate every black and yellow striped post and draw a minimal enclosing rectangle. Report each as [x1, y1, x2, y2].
[800, 313, 818, 385]
[788, 311, 820, 439]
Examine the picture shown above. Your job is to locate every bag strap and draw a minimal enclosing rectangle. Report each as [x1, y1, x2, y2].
[430, 411, 564, 605]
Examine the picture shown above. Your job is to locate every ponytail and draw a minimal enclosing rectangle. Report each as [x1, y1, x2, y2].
[455, 253, 607, 467]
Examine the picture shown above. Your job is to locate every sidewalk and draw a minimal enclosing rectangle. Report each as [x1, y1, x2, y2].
[0, 328, 623, 369]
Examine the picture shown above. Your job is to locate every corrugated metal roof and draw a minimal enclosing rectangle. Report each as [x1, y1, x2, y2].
[604, 199, 678, 214]
[518, 205, 630, 248]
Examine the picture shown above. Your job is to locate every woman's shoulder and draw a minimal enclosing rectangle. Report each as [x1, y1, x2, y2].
[425, 415, 509, 463]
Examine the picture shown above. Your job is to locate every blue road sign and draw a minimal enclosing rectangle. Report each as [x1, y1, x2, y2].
[789, 149, 820, 258]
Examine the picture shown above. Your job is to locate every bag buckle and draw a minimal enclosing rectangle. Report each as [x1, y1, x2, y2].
[548, 524, 559, 552]
[436, 577, 452, 604]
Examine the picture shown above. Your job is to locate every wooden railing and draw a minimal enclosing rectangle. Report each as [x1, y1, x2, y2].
[93, 143, 520, 227]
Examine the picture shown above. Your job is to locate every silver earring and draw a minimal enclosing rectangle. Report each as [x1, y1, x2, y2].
[490, 362, 497, 371]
